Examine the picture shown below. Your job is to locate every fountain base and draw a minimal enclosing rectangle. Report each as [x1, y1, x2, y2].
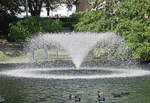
[0, 67, 150, 79]
[76, 66, 80, 70]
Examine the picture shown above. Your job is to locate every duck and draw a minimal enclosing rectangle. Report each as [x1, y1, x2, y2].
[112, 92, 130, 98]
[69, 93, 72, 100]
[97, 91, 105, 101]
[98, 97, 105, 101]
[111, 93, 122, 98]
[0, 96, 5, 103]
[74, 95, 81, 102]
[121, 92, 130, 96]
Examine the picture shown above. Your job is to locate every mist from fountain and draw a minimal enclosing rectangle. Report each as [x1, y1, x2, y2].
[27, 32, 129, 69]
[0, 32, 150, 79]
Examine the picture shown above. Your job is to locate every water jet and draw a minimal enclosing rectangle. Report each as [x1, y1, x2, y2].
[27, 32, 129, 69]
[76, 66, 80, 70]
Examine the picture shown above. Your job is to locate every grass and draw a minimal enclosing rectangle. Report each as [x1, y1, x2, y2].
[0, 53, 69, 61]
[0, 54, 15, 60]
[33, 53, 69, 60]
[48, 54, 69, 58]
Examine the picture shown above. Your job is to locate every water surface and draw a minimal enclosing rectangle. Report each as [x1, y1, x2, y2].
[0, 65, 150, 103]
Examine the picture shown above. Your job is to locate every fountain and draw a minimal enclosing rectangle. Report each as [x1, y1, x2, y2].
[27, 32, 129, 69]
[1, 32, 150, 103]
[0, 32, 150, 79]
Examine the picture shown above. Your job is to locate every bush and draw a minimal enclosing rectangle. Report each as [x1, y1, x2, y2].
[9, 17, 62, 44]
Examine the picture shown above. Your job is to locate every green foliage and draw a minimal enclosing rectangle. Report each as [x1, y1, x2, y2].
[115, 18, 150, 61]
[114, 0, 150, 61]
[74, 10, 117, 32]
[0, 54, 14, 60]
[74, 0, 150, 62]
[9, 17, 62, 44]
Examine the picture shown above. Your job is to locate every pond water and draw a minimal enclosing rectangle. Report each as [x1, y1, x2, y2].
[0, 64, 150, 103]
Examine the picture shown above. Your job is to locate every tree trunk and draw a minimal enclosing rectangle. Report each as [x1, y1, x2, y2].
[46, 1, 50, 16]
[28, 0, 43, 16]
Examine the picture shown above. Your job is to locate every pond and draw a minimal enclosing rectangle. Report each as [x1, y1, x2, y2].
[0, 64, 150, 103]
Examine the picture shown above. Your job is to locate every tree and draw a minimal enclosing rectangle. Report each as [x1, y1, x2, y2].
[114, 0, 150, 62]
[27, 0, 43, 16]
[0, 0, 20, 37]
[44, 0, 59, 16]
[0, 0, 21, 16]
[27, 0, 77, 16]
[74, 0, 150, 62]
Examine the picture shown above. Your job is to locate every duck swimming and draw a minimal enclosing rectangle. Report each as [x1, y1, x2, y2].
[75, 95, 81, 102]
[112, 92, 130, 98]
[111, 93, 121, 98]
[97, 91, 105, 101]
[0, 96, 5, 103]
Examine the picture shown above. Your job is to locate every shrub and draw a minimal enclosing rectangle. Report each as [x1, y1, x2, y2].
[9, 16, 62, 44]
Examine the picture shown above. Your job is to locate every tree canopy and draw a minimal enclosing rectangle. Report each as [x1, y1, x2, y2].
[74, 0, 150, 62]
[0, 0, 21, 16]
[0, 0, 77, 17]
[0, 0, 20, 37]
[27, 0, 77, 16]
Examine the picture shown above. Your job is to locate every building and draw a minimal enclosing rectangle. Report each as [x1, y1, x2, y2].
[76, 0, 90, 12]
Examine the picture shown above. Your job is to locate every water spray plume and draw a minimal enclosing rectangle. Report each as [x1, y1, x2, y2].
[1, 32, 150, 80]
[28, 32, 125, 69]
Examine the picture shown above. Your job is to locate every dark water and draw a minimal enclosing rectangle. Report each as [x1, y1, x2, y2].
[0, 65, 150, 103]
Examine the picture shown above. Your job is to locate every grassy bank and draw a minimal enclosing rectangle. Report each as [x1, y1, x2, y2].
[0, 54, 15, 60]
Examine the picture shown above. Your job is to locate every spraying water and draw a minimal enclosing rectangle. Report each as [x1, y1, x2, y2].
[1, 32, 150, 79]
[27, 32, 129, 69]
